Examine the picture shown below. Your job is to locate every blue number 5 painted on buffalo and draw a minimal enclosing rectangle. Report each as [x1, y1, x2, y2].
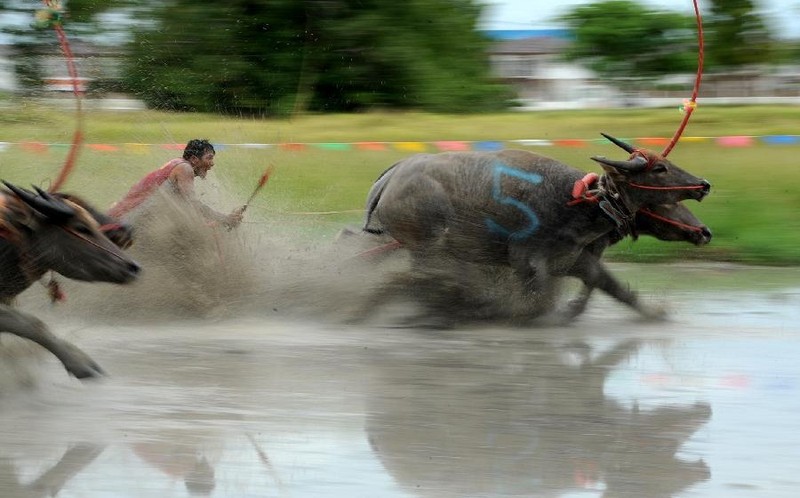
[485, 163, 543, 241]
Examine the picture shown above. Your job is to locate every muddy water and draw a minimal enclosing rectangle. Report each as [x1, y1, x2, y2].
[1, 218, 799, 497]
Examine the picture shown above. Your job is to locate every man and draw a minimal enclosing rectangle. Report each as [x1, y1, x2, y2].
[109, 139, 244, 228]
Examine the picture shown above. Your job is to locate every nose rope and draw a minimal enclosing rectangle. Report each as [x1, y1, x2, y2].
[98, 223, 123, 232]
[626, 182, 707, 191]
[60, 226, 132, 263]
[638, 208, 705, 233]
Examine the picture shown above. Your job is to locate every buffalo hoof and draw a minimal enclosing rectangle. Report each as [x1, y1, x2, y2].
[60, 341, 106, 379]
[536, 311, 579, 327]
[637, 304, 670, 322]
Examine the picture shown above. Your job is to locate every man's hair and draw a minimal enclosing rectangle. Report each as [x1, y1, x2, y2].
[183, 139, 215, 160]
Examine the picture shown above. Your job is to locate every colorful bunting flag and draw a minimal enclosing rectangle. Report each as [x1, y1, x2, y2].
[88, 143, 120, 152]
[279, 143, 307, 151]
[315, 143, 352, 151]
[553, 139, 587, 148]
[512, 139, 553, 147]
[717, 136, 754, 147]
[434, 141, 470, 152]
[474, 141, 504, 151]
[21, 142, 48, 154]
[395, 142, 427, 152]
[124, 143, 151, 154]
[760, 135, 799, 145]
[637, 137, 671, 147]
[0, 135, 796, 158]
[679, 136, 711, 143]
[356, 142, 387, 151]
[237, 143, 273, 149]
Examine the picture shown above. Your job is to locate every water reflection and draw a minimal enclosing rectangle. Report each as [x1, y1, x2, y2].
[0, 443, 105, 498]
[130, 431, 220, 496]
[366, 337, 711, 497]
[0, 323, 715, 497]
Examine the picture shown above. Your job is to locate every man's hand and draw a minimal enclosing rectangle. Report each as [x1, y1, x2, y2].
[223, 206, 246, 229]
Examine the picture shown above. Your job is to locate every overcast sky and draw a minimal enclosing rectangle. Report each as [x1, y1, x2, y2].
[481, 0, 800, 38]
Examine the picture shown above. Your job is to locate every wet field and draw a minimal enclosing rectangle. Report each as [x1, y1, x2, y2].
[1, 220, 799, 497]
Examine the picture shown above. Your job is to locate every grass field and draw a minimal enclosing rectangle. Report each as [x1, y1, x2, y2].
[1, 102, 799, 265]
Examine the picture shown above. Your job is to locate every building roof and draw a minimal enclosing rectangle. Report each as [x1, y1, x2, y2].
[482, 29, 571, 41]
[490, 36, 569, 55]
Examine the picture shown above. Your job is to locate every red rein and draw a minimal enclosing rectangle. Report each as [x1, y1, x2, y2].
[638, 208, 705, 233]
[44, 2, 84, 193]
[661, 0, 704, 157]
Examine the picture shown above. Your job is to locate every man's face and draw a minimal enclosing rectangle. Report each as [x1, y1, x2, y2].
[190, 150, 215, 179]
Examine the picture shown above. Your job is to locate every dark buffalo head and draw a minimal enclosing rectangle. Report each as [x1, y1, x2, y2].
[591, 133, 711, 205]
[3, 182, 140, 284]
[636, 203, 712, 246]
[55, 192, 135, 249]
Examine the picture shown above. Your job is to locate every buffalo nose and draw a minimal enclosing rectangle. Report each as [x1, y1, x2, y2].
[127, 261, 142, 276]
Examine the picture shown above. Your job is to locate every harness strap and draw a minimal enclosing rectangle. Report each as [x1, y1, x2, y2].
[567, 173, 601, 206]
[567, 173, 636, 235]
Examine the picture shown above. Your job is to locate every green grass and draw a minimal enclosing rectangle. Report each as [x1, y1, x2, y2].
[1, 103, 799, 265]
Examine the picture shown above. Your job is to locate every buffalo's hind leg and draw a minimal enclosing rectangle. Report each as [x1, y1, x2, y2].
[0, 304, 104, 379]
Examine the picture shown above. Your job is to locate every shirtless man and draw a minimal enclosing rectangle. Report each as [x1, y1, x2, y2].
[109, 139, 244, 228]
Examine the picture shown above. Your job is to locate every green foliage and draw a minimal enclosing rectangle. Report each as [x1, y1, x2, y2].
[560, 0, 698, 79]
[705, 0, 774, 68]
[122, 0, 511, 115]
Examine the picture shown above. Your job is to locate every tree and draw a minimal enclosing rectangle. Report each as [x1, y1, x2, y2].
[559, 0, 698, 80]
[705, 0, 773, 68]
[122, 0, 512, 115]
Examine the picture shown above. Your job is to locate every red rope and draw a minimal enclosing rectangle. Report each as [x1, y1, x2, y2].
[355, 239, 403, 259]
[44, 3, 84, 192]
[638, 208, 705, 233]
[61, 225, 130, 262]
[626, 182, 707, 191]
[661, 0, 704, 157]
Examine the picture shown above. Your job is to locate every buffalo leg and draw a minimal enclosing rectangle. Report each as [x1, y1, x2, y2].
[567, 256, 666, 321]
[560, 285, 595, 321]
[0, 304, 104, 379]
[28, 444, 105, 495]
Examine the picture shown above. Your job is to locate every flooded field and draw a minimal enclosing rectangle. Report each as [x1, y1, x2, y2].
[1, 221, 799, 497]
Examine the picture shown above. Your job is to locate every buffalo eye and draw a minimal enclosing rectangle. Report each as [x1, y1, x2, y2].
[73, 223, 95, 236]
[651, 163, 668, 173]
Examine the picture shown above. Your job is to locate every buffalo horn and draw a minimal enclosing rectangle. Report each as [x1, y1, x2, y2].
[2, 181, 75, 220]
[590, 155, 648, 172]
[601, 133, 636, 154]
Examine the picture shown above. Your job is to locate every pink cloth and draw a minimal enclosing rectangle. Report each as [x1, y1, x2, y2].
[108, 158, 187, 218]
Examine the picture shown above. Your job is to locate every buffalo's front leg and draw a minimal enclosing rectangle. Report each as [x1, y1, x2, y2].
[568, 255, 666, 321]
[0, 304, 105, 379]
[560, 285, 595, 321]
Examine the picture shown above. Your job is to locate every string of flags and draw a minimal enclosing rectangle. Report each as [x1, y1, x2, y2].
[0, 135, 798, 154]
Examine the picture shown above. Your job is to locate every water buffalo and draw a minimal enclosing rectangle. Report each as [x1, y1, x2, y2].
[360, 134, 711, 322]
[0, 182, 140, 379]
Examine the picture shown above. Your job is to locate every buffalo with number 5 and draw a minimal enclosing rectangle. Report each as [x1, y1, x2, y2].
[360, 134, 711, 322]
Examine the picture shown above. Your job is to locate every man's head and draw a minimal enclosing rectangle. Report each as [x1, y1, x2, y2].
[183, 139, 216, 179]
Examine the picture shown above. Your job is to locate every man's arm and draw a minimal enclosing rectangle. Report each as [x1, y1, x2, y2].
[169, 163, 242, 227]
